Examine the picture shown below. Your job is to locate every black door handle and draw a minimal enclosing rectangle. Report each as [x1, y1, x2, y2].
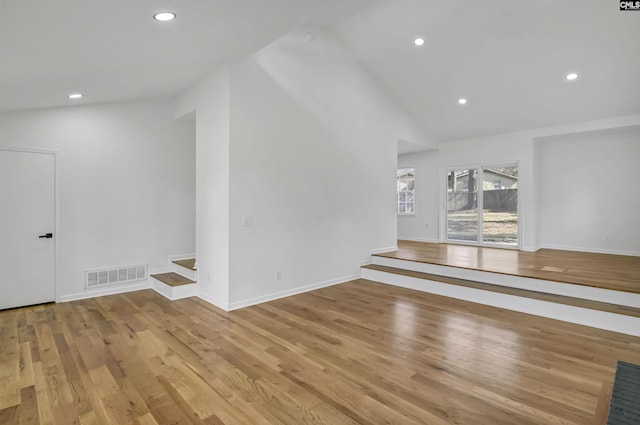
[38, 233, 53, 239]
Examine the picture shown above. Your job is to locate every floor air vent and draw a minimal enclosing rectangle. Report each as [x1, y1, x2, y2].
[85, 264, 147, 289]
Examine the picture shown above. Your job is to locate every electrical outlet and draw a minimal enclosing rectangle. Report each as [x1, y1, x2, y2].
[242, 216, 253, 226]
[275, 269, 281, 280]
[604, 233, 612, 241]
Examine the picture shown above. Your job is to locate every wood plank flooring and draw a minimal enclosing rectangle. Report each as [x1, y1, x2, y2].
[1, 281, 640, 425]
[172, 259, 196, 271]
[150, 272, 195, 287]
[593, 380, 613, 425]
[376, 240, 640, 294]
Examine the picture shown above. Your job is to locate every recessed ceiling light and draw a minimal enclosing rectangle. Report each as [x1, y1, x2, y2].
[153, 11, 176, 22]
[565, 72, 579, 81]
[68, 93, 83, 99]
[414, 37, 425, 47]
[458, 98, 468, 105]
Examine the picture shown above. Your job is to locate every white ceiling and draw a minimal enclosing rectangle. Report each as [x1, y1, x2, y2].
[1, 0, 639, 144]
[0, 0, 370, 112]
[333, 0, 640, 142]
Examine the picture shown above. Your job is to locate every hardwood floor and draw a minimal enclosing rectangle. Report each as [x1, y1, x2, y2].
[2, 281, 640, 425]
[150, 272, 196, 287]
[172, 259, 196, 271]
[377, 240, 640, 294]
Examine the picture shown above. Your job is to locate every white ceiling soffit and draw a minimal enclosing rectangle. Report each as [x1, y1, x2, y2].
[0, 0, 372, 112]
[333, 0, 640, 142]
[398, 138, 436, 155]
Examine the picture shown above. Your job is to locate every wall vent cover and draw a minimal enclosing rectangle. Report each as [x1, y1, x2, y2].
[85, 264, 147, 289]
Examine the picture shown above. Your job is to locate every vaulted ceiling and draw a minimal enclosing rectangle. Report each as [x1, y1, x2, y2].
[332, 0, 640, 142]
[1, 0, 639, 143]
[0, 0, 370, 112]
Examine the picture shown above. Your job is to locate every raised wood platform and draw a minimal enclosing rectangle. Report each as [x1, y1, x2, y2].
[376, 240, 640, 294]
[364, 241, 640, 336]
[363, 264, 640, 318]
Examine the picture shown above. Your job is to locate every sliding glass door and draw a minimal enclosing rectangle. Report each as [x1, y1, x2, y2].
[446, 169, 478, 242]
[446, 164, 518, 247]
[482, 166, 518, 245]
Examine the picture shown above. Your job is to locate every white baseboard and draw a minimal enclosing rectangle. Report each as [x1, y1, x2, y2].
[57, 272, 355, 313]
[58, 281, 151, 303]
[521, 244, 540, 252]
[540, 243, 640, 257]
[196, 291, 229, 311]
[226, 274, 359, 311]
[370, 245, 398, 255]
[397, 236, 439, 243]
[387, 239, 638, 256]
[168, 253, 196, 262]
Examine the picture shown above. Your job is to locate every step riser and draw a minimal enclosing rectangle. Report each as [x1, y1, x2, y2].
[151, 278, 197, 301]
[372, 256, 640, 309]
[361, 268, 640, 337]
[171, 263, 198, 281]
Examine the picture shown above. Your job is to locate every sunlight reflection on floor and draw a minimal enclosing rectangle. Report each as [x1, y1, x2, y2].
[442, 314, 521, 383]
[393, 299, 417, 338]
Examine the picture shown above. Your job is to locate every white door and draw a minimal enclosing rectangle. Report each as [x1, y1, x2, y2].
[0, 150, 55, 309]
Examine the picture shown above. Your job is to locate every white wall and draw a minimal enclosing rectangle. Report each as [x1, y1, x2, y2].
[175, 66, 231, 309]
[226, 26, 432, 307]
[398, 116, 640, 255]
[397, 149, 440, 242]
[0, 98, 196, 299]
[398, 133, 536, 249]
[538, 126, 640, 255]
[437, 133, 537, 250]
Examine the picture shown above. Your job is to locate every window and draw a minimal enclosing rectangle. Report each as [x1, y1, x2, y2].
[397, 168, 415, 214]
[446, 164, 518, 247]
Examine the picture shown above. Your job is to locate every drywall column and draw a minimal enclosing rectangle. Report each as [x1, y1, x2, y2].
[175, 66, 231, 308]
[226, 26, 432, 308]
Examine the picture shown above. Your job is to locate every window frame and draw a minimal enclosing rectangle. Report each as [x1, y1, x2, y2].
[442, 162, 520, 249]
[397, 167, 416, 215]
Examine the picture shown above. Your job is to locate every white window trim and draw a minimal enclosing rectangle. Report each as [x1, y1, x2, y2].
[441, 161, 521, 249]
[397, 167, 416, 215]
